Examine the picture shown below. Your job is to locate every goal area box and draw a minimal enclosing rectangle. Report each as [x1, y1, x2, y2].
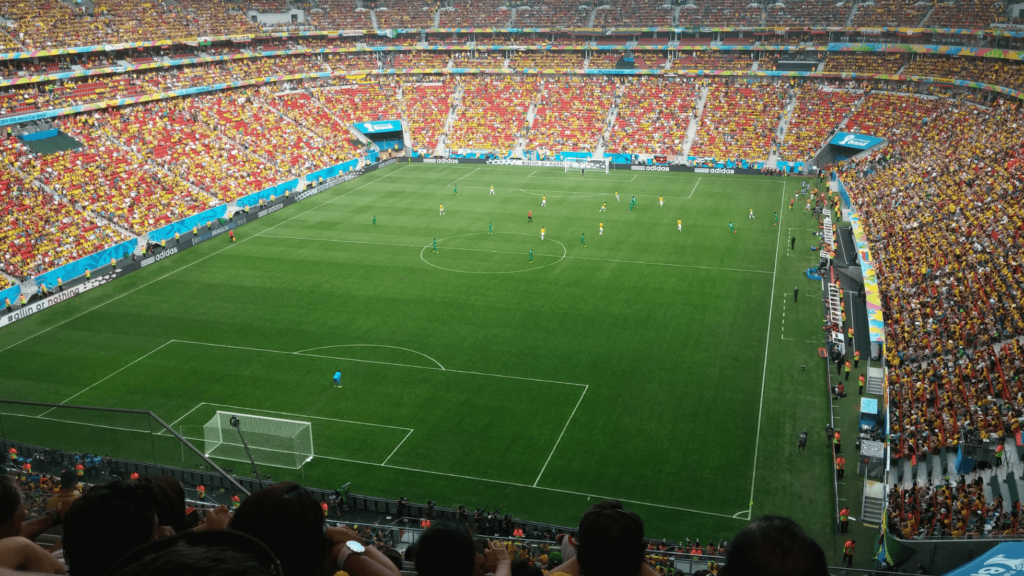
[563, 158, 610, 174]
[203, 411, 313, 470]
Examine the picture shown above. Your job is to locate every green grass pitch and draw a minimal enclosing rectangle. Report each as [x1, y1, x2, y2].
[0, 163, 844, 560]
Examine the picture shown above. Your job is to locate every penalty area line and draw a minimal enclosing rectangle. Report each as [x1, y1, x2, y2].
[533, 385, 588, 486]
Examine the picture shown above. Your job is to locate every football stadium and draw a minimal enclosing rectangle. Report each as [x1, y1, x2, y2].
[0, 0, 1023, 574]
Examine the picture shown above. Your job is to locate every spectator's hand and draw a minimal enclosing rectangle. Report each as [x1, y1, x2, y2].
[54, 498, 71, 522]
[326, 524, 365, 546]
[196, 505, 230, 531]
[156, 525, 176, 539]
[488, 541, 511, 566]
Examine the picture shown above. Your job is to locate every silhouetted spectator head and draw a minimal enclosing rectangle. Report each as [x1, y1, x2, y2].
[59, 470, 78, 492]
[415, 522, 476, 576]
[0, 474, 24, 539]
[229, 482, 329, 576]
[382, 547, 403, 571]
[63, 479, 161, 576]
[576, 500, 646, 576]
[137, 476, 187, 533]
[720, 515, 828, 576]
[112, 531, 280, 576]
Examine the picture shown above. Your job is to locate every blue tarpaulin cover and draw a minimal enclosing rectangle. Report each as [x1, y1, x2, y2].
[944, 542, 1024, 576]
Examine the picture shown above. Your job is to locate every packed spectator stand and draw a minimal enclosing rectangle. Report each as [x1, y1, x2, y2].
[604, 77, 697, 157]
[527, 76, 615, 155]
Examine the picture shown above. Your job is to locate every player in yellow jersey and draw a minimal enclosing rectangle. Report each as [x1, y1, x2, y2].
[615, 191, 620, 202]
[541, 195, 547, 207]
[677, 219, 682, 232]
[540, 227, 546, 241]
[489, 185, 495, 195]
[599, 222, 603, 236]
[659, 196, 664, 208]
[599, 202, 606, 212]
[439, 203, 444, 216]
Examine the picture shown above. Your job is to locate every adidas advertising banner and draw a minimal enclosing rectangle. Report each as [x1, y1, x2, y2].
[0, 161, 381, 330]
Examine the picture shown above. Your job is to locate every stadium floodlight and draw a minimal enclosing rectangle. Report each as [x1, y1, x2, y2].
[563, 157, 610, 174]
[203, 411, 313, 470]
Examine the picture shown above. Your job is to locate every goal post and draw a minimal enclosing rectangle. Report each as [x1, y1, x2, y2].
[563, 157, 610, 174]
[202, 411, 313, 470]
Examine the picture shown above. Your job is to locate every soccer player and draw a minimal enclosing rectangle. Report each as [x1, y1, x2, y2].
[490, 185, 495, 195]
[581, 167, 585, 176]
[659, 196, 664, 208]
[541, 195, 547, 207]
[228, 230, 235, 242]
[729, 222, 736, 234]
[631, 196, 637, 208]
[599, 202, 606, 212]
[333, 371, 342, 387]
[599, 223, 603, 236]
[789, 198, 795, 210]
[488, 222, 493, 234]
[615, 191, 620, 202]
[774, 212, 779, 226]
[529, 249, 534, 263]
[372, 215, 377, 227]
[528, 210, 532, 223]
[433, 238, 438, 253]
[540, 226, 545, 240]
[453, 185, 458, 195]
[805, 199, 811, 212]
[677, 219, 682, 232]
[439, 203, 444, 216]
[580, 233, 586, 247]
[748, 209, 755, 219]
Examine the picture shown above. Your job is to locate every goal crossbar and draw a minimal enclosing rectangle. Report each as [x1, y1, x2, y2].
[563, 158, 610, 174]
[203, 411, 313, 470]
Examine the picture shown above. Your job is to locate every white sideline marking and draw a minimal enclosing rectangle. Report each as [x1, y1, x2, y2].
[171, 339, 589, 388]
[687, 177, 701, 199]
[0, 166, 408, 357]
[447, 167, 480, 186]
[747, 180, 787, 515]
[38, 340, 175, 418]
[533, 385, 588, 486]
[257, 235, 774, 274]
[295, 344, 445, 370]
[382, 429, 415, 465]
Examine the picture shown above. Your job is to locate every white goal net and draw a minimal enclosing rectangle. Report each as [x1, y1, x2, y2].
[563, 158, 610, 174]
[203, 411, 313, 470]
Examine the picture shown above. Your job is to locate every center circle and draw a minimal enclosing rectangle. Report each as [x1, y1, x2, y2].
[419, 232, 567, 274]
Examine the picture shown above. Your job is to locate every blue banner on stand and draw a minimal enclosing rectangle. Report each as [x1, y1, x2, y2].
[829, 132, 885, 150]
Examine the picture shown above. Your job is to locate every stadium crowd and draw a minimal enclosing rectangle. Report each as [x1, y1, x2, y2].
[528, 77, 616, 155]
[778, 85, 859, 161]
[0, 465, 836, 576]
[604, 77, 697, 157]
[839, 92, 1024, 538]
[690, 80, 787, 162]
[447, 76, 539, 155]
